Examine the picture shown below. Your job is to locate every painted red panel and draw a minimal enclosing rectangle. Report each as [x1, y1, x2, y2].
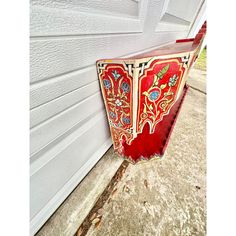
[121, 86, 188, 162]
[137, 58, 186, 134]
[100, 64, 133, 131]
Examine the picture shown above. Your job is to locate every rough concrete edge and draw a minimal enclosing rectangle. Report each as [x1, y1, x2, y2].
[75, 160, 130, 236]
[36, 148, 123, 236]
[187, 68, 206, 94]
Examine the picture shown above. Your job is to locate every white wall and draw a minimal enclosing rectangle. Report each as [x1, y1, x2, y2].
[30, 0, 205, 234]
[166, 0, 203, 23]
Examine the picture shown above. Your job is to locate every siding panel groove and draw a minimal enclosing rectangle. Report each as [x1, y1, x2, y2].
[30, 92, 104, 155]
[30, 81, 100, 128]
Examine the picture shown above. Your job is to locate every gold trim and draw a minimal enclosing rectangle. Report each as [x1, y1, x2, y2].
[114, 150, 166, 165]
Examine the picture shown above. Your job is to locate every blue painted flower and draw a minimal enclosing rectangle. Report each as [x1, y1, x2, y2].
[168, 74, 178, 87]
[103, 79, 111, 89]
[122, 117, 130, 124]
[112, 70, 121, 81]
[121, 82, 130, 93]
[109, 111, 116, 119]
[149, 91, 159, 101]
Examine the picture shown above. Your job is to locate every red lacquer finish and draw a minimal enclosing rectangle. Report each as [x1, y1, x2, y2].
[96, 22, 206, 163]
[122, 85, 188, 162]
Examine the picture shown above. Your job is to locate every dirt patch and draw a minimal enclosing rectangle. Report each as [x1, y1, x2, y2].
[75, 161, 130, 236]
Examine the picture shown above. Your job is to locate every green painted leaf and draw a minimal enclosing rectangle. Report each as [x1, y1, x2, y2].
[157, 64, 170, 79]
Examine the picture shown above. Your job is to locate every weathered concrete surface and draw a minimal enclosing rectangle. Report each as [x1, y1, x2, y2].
[86, 72, 206, 236]
[35, 148, 123, 236]
[188, 68, 207, 94]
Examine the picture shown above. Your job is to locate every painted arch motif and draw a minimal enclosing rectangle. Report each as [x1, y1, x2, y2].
[136, 58, 186, 134]
[97, 55, 190, 153]
[98, 63, 134, 149]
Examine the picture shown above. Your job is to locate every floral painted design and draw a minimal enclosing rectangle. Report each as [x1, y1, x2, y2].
[112, 70, 121, 81]
[99, 65, 133, 145]
[149, 91, 159, 101]
[143, 89, 160, 102]
[139, 63, 179, 132]
[103, 79, 111, 89]
[109, 111, 116, 119]
[122, 117, 131, 124]
[168, 74, 178, 87]
[121, 82, 130, 93]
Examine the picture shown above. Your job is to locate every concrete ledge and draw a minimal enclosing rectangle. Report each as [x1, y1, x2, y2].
[86, 86, 206, 236]
[187, 68, 206, 93]
[36, 148, 123, 236]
